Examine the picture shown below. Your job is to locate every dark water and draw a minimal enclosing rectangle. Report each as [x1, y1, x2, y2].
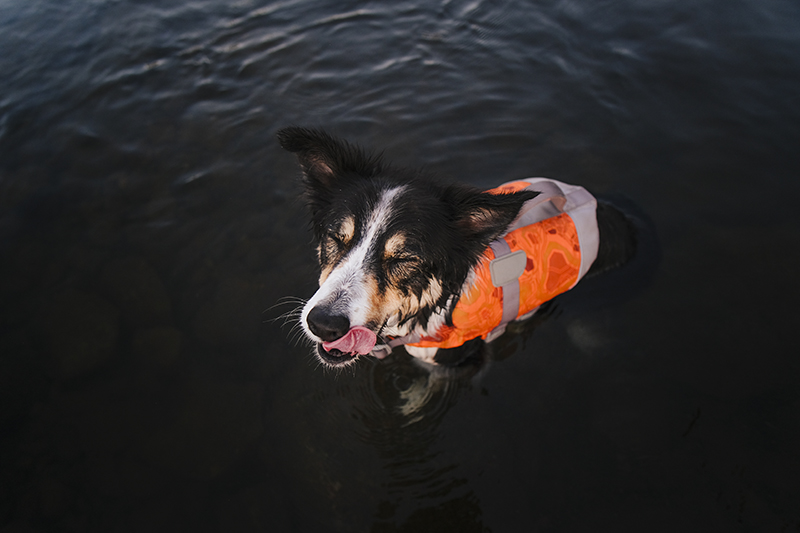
[2, 0, 800, 530]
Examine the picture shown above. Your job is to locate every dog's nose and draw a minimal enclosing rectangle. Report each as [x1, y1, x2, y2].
[306, 306, 350, 342]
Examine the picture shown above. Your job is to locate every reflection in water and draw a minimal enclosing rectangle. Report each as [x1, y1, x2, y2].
[336, 307, 551, 531]
[356, 354, 489, 532]
[271, 331, 516, 530]
[367, 354, 476, 423]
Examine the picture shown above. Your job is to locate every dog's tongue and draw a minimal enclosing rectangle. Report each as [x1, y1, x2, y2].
[322, 326, 377, 356]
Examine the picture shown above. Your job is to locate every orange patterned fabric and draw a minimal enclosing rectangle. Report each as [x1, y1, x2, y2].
[408, 181, 582, 349]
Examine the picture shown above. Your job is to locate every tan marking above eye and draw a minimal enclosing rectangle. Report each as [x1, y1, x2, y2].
[383, 233, 407, 258]
[339, 216, 355, 243]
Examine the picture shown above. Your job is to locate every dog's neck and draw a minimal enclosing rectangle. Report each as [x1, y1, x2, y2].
[381, 268, 478, 341]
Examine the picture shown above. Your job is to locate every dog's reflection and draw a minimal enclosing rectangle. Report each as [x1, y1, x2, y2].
[361, 351, 475, 427]
[363, 303, 555, 424]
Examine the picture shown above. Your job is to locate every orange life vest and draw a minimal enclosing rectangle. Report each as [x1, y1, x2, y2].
[396, 178, 600, 352]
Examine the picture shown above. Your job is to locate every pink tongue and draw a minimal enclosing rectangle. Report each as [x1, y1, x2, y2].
[322, 326, 377, 356]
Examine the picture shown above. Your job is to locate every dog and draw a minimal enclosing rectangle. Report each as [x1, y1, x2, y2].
[278, 127, 637, 367]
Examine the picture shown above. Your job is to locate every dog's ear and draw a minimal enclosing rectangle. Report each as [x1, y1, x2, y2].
[276, 127, 382, 192]
[446, 186, 539, 247]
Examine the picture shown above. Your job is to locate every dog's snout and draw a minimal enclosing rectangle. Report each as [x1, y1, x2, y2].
[306, 306, 350, 342]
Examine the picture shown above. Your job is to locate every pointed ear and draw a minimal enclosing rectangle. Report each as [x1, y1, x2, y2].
[445, 185, 539, 246]
[276, 127, 382, 191]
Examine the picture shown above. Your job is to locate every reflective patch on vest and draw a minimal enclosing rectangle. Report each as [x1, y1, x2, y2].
[489, 250, 527, 287]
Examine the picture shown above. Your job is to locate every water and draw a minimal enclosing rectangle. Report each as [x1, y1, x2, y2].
[1, 0, 800, 530]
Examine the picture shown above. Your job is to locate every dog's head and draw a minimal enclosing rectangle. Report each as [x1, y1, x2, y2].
[278, 127, 536, 366]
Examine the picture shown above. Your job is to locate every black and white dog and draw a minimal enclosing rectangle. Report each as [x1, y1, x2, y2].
[278, 127, 637, 367]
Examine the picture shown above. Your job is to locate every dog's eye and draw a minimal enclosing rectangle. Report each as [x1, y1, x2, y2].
[326, 232, 348, 248]
[386, 255, 420, 276]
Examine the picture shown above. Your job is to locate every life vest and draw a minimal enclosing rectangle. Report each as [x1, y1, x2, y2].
[375, 178, 600, 355]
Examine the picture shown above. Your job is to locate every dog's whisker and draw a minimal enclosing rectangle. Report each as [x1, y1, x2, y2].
[274, 295, 308, 304]
[263, 297, 308, 314]
[288, 326, 310, 347]
[273, 309, 303, 326]
[263, 296, 306, 313]
[265, 300, 307, 326]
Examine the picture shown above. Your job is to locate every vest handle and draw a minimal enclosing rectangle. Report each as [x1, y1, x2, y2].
[508, 180, 567, 233]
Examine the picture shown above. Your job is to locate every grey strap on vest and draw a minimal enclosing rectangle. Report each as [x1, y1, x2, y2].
[489, 239, 523, 328]
[372, 332, 421, 359]
[485, 180, 566, 342]
[510, 180, 567, 231]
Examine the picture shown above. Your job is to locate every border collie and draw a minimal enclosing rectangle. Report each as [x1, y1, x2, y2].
[278, 127, 636, 367]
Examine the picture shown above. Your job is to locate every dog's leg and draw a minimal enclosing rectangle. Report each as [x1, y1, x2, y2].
[405, 345, 439, 364]
[587, 201, 638, 276]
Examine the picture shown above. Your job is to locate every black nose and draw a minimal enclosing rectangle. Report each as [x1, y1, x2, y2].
[306, 306, 350, 342]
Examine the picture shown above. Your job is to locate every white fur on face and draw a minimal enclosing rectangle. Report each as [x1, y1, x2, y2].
[301, 186, 407, 342]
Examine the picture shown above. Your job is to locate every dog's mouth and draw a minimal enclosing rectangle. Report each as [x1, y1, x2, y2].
[316, 326, 377, 366]
[316, 344, 359, 365]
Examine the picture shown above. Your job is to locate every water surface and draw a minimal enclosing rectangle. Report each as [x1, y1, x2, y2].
[1, 0, 800, 531]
